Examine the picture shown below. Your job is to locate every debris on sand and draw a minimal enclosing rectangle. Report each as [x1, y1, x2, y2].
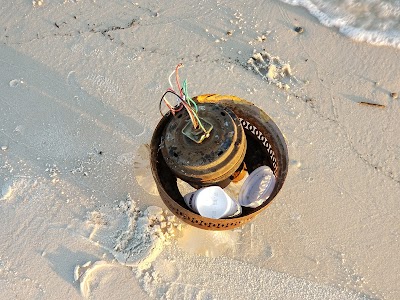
[358, 101, 386, 108]
[294, 26, 304, 33]
[247, 50, 293, 90]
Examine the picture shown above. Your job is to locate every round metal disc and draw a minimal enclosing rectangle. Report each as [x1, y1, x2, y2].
[161, 103, 246, 187]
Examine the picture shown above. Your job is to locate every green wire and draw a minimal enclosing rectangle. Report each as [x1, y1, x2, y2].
[182, 80, 198, 112]
[182, 79, 208, 133]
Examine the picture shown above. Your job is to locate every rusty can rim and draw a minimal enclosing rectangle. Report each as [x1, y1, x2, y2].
[150, 94, 288, 230]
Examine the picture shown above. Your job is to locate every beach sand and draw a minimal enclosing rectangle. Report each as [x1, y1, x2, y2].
[0, 0, 399, 299]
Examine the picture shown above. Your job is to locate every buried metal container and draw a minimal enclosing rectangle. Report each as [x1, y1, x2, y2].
[150, 94, 288, 230]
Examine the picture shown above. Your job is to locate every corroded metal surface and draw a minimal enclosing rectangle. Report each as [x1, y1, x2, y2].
[161, 103, 246, 188]
[150, 94, 289, 230]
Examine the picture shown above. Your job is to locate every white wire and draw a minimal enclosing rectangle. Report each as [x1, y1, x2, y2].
[168, 69, 176, 90]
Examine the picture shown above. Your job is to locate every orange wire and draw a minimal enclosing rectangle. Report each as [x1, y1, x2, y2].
[175, 63, 183, 97]
[181, 101, 198, 128]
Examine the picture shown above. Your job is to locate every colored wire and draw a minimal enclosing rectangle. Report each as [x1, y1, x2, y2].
[168, 70, 176, 91]
[182, 80, 208, 133]
[165, 88, 183, 112]
[168, 63, 183, 94]
[182, 79, 198, 112]
[181, 99, 199, 128]
[160, 64, 208, 133]
[158, 90, 183, 116]
[168, 88, 198, 128]
[175, 63, 184, 97]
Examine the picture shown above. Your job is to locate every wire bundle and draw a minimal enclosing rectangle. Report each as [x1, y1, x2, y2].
[159, 64, 207, 133]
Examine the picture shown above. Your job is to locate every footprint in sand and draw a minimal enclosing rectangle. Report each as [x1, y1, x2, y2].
[138, 259, 213, 300]
[84, 195, 182, 270]
[247, 50, 296, 90]
[77, 261, 148, 299]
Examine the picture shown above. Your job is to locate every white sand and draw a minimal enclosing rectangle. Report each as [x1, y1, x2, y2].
[1, 0, 399, 299]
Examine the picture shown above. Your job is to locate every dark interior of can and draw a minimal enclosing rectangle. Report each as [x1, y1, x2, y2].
[150, 95, 288, 230]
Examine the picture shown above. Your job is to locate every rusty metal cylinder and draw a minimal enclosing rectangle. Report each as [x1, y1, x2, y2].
[151, 94, 289, 230]
[160, 103, 246, 188]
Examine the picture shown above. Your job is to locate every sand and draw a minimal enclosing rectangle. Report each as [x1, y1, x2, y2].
[0, 0, 399, 299]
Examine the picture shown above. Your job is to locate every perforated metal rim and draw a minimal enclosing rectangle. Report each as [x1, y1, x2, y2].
[150, 94, 289, 231]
